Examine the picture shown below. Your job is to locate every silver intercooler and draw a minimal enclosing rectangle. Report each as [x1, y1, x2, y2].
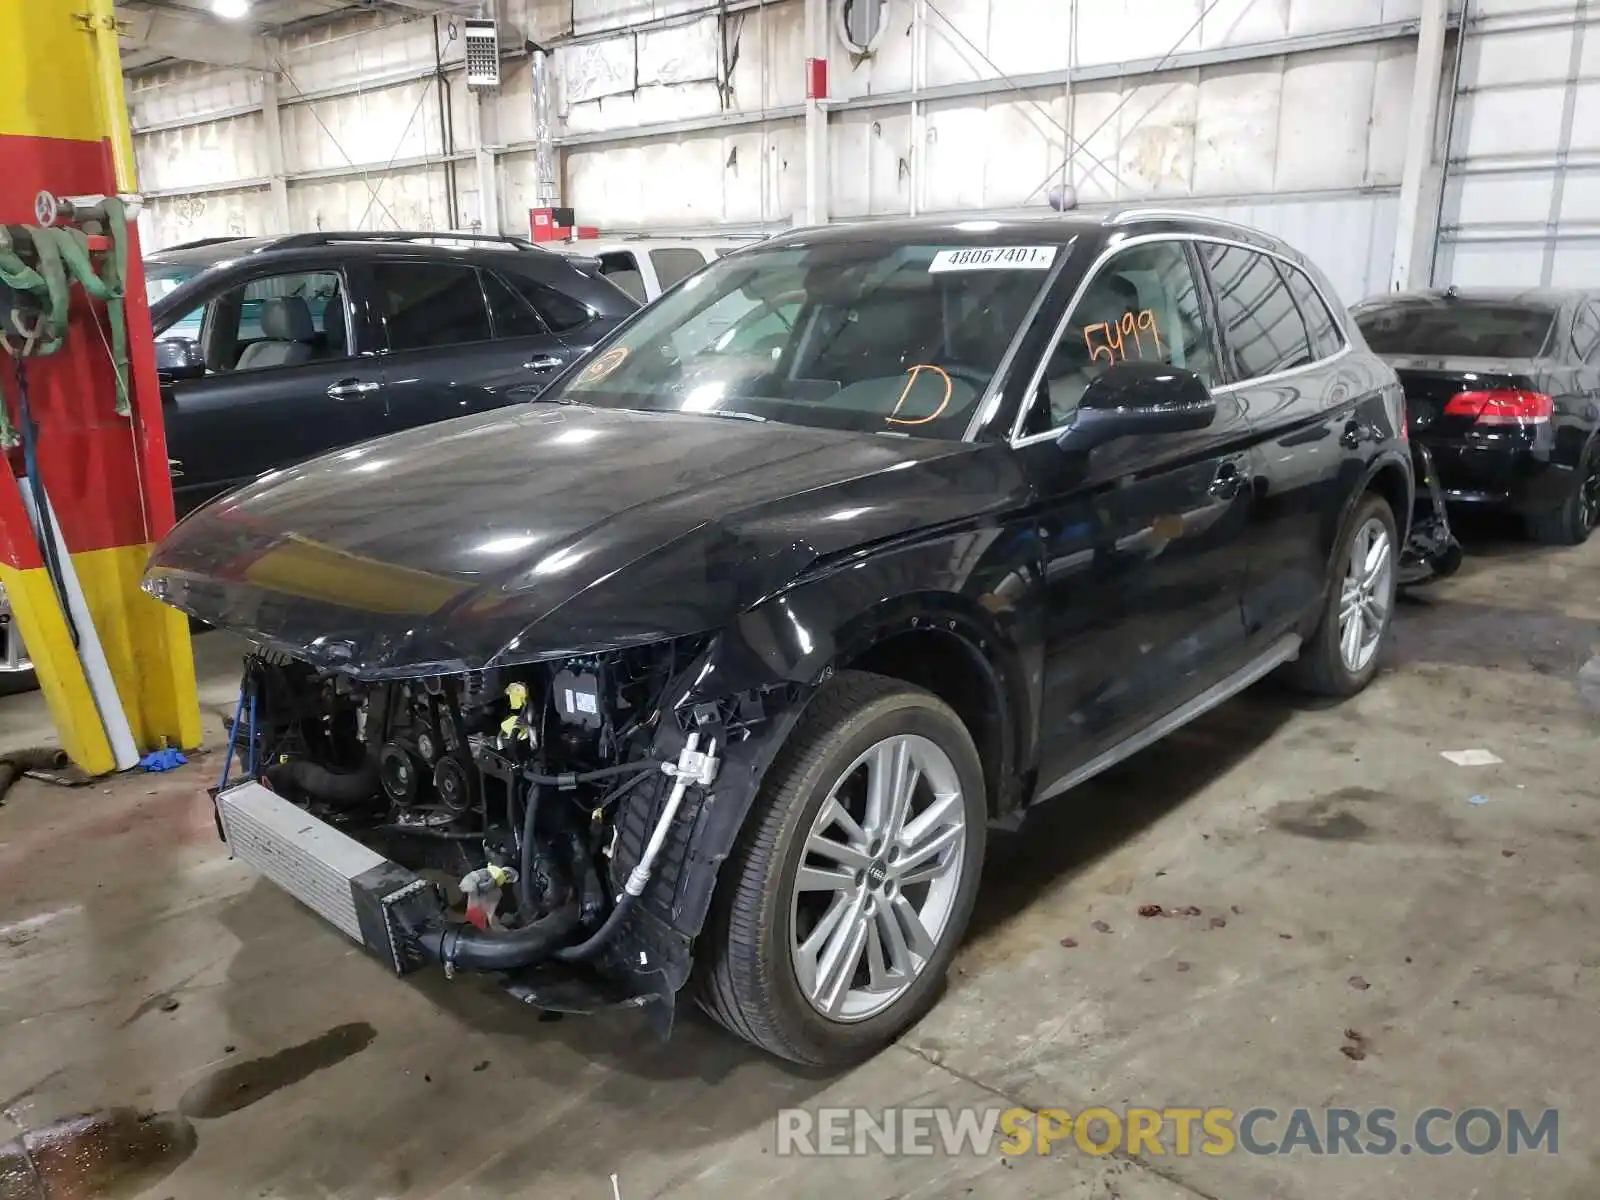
[216, 781, 439, 974]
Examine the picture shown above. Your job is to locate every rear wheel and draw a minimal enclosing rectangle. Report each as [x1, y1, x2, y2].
[1286, 493, 1399, 697]
[696, 670, 986, 1066]
[1527, 447, 1599, 546]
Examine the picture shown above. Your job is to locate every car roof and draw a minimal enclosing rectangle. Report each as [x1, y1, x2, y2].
[145, 231, 563, 271]
[751, 208, 1301, 253]
[1355, 286, 1585, 309]
[549, 237, 755, 255]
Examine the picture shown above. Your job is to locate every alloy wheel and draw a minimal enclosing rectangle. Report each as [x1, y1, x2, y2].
[1580, 457, 1600, 530]
[1337, 517, 1394, 674]
[789, 733, 967, 1022]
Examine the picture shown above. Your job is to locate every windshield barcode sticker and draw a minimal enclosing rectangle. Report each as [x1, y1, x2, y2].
[928, 246, 1058, 273]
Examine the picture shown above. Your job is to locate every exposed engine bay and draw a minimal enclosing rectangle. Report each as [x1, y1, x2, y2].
[217, 638, 792, 1028]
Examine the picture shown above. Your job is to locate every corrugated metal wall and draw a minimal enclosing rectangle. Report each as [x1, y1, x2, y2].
[127, 0, 1426, 300]
[1435, 0, 1600, 286]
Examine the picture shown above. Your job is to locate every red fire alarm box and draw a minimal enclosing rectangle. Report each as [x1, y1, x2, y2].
[805, 57, 828, 100]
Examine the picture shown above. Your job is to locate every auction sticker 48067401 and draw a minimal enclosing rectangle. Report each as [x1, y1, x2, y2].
[928, 246, 1058, 273]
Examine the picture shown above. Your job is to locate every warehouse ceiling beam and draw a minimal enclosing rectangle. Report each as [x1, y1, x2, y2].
[115, 5, 273, 70]
[380, 0, 481, 12]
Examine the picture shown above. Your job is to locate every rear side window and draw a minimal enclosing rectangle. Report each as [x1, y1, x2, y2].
[1571, 303, 1600, 362]
[483, 271, 547, 339]
[372, 261, 491, 350]
[1353, 301, 1556, 358]
[507, 274, 597, 333]
[597, 251, 646, 303]
[1280, 264, 1344, 361]
[1201, 244, 1312, 381]
[649, 247, 707, 291]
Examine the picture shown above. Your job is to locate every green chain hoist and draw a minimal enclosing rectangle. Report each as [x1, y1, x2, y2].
[0, 195, 134, 447]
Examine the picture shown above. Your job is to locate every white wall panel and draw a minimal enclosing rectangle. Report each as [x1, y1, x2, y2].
[561, 40, 637, 106]
[280, 80, 447, 173]
[139, 115, 270, 191]
[1191, 63, 1281, 196]
[140, 189, 277, 248]
[288, 166, 451, 232]
[1434, 0, 1598, 287]
[566, 122, 803, 227]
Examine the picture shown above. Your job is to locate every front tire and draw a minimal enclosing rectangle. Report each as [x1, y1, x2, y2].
[696, 670, 986, 1066]
[1286, 493, 1399, 697]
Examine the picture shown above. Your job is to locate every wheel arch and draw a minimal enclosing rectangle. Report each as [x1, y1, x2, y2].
[649, 581, 1035, 947]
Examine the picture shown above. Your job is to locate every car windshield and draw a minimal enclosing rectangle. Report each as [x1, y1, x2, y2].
[145, 262, 199, 306]
[557, 238, 1063, 439]
[1353, 300, 1556, 358]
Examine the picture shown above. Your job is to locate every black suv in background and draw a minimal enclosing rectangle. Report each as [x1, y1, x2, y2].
[1352, 287, 1600, 544]
[146, 231, 637, 514]
[0, 232, 636, 691]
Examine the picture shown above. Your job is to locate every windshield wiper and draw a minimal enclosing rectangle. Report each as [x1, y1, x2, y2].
[694, 408, 766, 422]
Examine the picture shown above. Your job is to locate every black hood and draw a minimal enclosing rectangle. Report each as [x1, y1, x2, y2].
[142, 404, 1020, 676]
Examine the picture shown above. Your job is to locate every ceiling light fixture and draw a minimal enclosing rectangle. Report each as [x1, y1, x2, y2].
[211, 0, 251, 19]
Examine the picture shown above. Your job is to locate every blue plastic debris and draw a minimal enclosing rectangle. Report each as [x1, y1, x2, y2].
[140, 748, 189, 773]
[1468, 794, 1491, 806]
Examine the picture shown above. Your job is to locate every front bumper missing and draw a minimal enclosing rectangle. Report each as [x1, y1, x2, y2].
[217, 781, 441, 974]
[214, 781, 673, 1025]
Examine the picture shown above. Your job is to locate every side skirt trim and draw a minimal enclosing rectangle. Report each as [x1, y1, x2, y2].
[1032, 633, 1302, 806]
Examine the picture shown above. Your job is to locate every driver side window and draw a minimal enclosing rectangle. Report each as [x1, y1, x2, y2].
[1024, 241, 1216, 436]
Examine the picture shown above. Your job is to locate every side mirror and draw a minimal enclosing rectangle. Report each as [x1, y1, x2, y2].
[1055, 361, 1217, 453]
[155, 336, 205, 382]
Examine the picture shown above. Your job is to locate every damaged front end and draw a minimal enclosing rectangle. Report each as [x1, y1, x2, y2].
[1400, 441, 1464, 587]
[212, 639, 802, 1034]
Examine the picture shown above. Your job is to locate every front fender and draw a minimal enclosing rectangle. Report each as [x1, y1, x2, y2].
[611, 519, 1044, 947]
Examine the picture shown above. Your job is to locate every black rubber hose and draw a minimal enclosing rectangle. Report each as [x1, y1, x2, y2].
[553, 893, 636, 962]
[522, 761, 660, 788]
[371, 824, 484, 841]
[420, 898, 582, 972]
[517, 781, 542, 917]
[562, 824, 607, 926]
[265, 757, 379, 807]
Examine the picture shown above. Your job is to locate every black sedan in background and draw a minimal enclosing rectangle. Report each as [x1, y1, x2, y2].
[1351, 288, 1600, 544]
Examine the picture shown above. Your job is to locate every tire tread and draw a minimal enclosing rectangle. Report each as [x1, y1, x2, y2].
[695, 670, 961, 1064]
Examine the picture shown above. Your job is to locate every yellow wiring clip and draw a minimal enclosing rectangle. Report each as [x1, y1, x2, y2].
[506, 682, 528, 710]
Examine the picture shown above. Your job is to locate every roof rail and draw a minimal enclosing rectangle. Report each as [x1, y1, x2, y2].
[156, 235, 253, 252]
[265, 230, 541, 251]
[1106, 207, 1260, 234]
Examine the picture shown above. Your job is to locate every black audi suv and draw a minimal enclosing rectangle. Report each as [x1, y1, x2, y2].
[143, 210, 1418, 1065]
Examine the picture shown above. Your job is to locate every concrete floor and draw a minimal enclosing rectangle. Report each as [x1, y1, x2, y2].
[1, 529, 1597, 1200]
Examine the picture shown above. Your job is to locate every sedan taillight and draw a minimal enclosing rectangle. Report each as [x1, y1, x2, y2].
[1443, 389, 1553, 426]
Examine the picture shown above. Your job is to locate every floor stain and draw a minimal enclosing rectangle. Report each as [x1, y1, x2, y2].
[1271, 787, 1388, 841]
[117, 993, 180, 1029]
[178, 1023, 376, 1120]
[0, 1107, 197, 1200]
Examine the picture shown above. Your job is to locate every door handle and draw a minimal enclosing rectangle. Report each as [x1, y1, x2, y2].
[327, 379, 380, 399]
[1210, 461, 1242, 500]
[523, 356, 564, 372]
